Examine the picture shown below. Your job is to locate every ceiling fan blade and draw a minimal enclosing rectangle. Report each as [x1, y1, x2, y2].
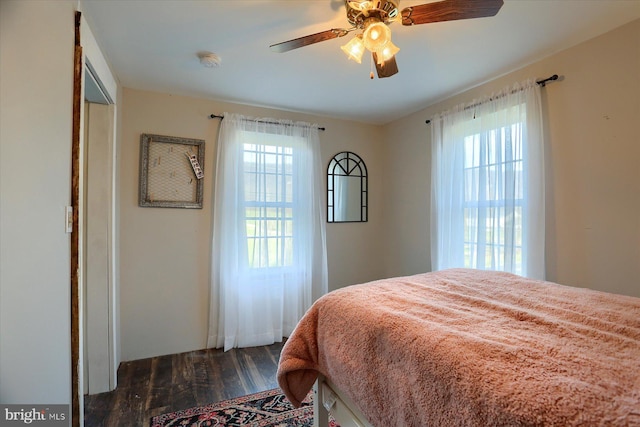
[270, 28, 350, 53]
[401, 0, 504, 26]
[372, 53, 399, 78]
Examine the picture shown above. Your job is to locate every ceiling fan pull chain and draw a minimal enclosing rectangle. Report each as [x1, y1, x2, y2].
[370, 54, 375, 79]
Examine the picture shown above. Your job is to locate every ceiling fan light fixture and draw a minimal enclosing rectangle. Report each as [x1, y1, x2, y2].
[362, 20, 391, 52]
[375, 41, 399, 64]
[271, 0, 505, 79]
[341, 36, 366, 63]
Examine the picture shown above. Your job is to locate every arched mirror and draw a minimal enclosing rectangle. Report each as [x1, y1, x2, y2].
[327, 151, 368, 222]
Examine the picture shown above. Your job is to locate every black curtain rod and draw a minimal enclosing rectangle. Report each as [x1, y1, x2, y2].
[425, 74, 559, 124]
[536, 74, 559, 87]
[209, 114, 326, 131]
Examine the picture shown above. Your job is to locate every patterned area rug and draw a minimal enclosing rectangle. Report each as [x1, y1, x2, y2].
[150, 388, 339, 427]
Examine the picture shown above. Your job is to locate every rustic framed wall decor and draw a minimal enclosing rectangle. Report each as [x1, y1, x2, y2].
[138, 133, 205, 208]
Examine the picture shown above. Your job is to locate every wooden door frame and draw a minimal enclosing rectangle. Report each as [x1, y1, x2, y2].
[71, 10, 82, 427]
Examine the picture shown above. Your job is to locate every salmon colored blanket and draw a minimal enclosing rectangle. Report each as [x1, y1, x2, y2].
[277, 269, 640, 426]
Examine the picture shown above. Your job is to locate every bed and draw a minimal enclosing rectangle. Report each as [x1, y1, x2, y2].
[277, 268, 640, 426]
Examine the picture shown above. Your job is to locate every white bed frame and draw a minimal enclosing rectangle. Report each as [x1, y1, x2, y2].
[313, 375, 373, 427]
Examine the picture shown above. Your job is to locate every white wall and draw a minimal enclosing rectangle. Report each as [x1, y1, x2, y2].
[0, 0, 76, 404]
[383, 19, 640, 298]
[381, 110, 432, 278]
[118, 89, 385, 361]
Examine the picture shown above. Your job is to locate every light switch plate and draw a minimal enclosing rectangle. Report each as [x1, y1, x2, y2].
[65, 206, 73, 233]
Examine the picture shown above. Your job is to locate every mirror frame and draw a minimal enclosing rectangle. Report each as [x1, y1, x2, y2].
[327, 151, 368, 223]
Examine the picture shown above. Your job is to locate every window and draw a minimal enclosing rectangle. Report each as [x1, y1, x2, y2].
[462, 124, 524, 274]
[243, 142, 294, 268]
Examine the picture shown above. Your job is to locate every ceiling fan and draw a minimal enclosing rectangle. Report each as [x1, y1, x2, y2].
[269, 0, 504, 79]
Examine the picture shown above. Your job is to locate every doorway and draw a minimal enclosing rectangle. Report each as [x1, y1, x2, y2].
[72, 12, 120, 426]
[82, 63, 117, 395]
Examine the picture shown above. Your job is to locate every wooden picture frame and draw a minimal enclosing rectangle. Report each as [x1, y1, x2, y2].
[138, 133, 205, 208]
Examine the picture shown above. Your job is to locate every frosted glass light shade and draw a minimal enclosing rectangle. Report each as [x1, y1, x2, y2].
[341, 37, 366, 63]
[375, 41, 400, 64]
[363, 21, 391, 52]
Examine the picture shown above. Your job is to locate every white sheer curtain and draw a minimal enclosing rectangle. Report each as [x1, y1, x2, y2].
[208, 113, 328, 351]
[431, 80, 545, 279]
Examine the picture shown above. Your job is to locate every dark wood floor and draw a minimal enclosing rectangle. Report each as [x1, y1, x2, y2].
[84, 341, 285, 427]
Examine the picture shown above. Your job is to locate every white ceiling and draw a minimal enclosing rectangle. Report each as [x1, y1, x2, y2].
[81, 0, 640, 125]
